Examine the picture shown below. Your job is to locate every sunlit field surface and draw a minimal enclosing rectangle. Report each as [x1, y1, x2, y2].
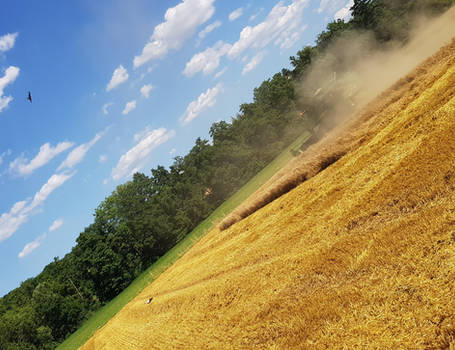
[81, 36, 455, 349]
[57, 133, 310, 350]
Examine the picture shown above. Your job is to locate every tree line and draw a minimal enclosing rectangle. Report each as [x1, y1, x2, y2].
[1, 1, 454, 348]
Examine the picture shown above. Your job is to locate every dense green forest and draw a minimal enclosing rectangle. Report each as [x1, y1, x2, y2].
[1, 1, 454, 348]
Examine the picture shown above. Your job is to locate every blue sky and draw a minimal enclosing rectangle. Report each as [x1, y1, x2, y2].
[0, 0, 353, 296]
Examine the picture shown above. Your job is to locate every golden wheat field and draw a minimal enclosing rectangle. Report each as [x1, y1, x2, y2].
[81, 36, 455, 349]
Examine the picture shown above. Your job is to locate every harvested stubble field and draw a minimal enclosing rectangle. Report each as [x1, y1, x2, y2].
[82, 36, 455, 350]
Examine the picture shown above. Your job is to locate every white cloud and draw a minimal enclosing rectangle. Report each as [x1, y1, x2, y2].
[140, 84, 154, 98]
[9, 141, 74, 176]
[49, 218, 63, 232]
[122, 100, 137, 115]
[0, 68, 14, 90]
[228, 0, 310, 59]
[133, 126, 151, 142]
[242, 51, 265, 75]
[0, 203, 28, 242]
[111, 127, 175, 180]
[0, 33, 18, 53]
[29, 173, 74, 210]
[10, 200, 27, 215]
[198, 21, 222, 39]
[99, 154, 107, 163]
[58, 131, 104, 171]
[334, 0, 354, 21]
[106, 65, 129, 91]
[180, 83, 222, 125]
[0, 96, 13, 112]
[280, 25, 307, 50]
[184, 1, 310, 77]
[183, 41, 232, 77]
[133, 0, 215, 68]
[0, 66, 20, 113]
[318, 0, 330, 13]
[18, 234, 46, 259]
[103, 102, 113, 115]
[229, 7, 244, 21]
[318, 0, 345, 14]
[0, 172, 73, 242]
[214, 67, 227, 79]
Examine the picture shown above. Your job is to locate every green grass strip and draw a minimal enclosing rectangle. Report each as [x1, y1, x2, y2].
[58, 131, 310, 350]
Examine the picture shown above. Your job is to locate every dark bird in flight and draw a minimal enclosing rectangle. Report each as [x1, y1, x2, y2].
[27, 91, 32, 103]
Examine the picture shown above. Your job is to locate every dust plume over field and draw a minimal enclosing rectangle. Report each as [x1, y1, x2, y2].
[219, 6, 455, 230]
[301, 5, 455, 125]
[82, 22, 455, 350]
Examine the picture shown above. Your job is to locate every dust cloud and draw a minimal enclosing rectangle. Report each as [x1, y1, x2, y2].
[219, 5, 455, 231]
[296, 5, 455, 131]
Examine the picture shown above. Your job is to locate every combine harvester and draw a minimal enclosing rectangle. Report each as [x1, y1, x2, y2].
[82, 13, 455, 350]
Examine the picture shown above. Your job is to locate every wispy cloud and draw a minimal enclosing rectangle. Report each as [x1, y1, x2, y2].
[99, 154, 107, 163]
[184, 0, 309, 78]
[133, 126, 152, 142]
[106, 65, 129, 91]
[103, 102, 113, 115]
[0, 33, 18, 53]
[198, 21, 222, 39]
[214, 67, 227, 79]
[133, 0, 215, 68]
[0, 201, 28, 243]
[334, 0, 354, 21]
[29, 173, 74, 210]
[0, 66, 20, 113]
[0, 149, 12, 166]
[318, 0, 345, 14]
[0, 172, 74, 242]
[229, 7, 244, 21]
[111, 127, 175, 180]
[180, 83, 222, 125]
[18, 234, 46, 258]
[58, 131, 104, 171]
[279, 25, 307, 50]
[49, 218, 63, 232]
[318, 0, 330, 13]
[9, 141, 74, 176]
[183, 41, 232, 77]
[140, 66, 156, 81]
[140, 84, 154, 99]
[242, 51, 265, 75]
[228, 0, 310, 59]
[122, 100, 137, 115]
[249, 8, 264, 21]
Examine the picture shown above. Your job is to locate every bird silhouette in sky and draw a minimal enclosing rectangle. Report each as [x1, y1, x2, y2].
[27, 91, 32, 103]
